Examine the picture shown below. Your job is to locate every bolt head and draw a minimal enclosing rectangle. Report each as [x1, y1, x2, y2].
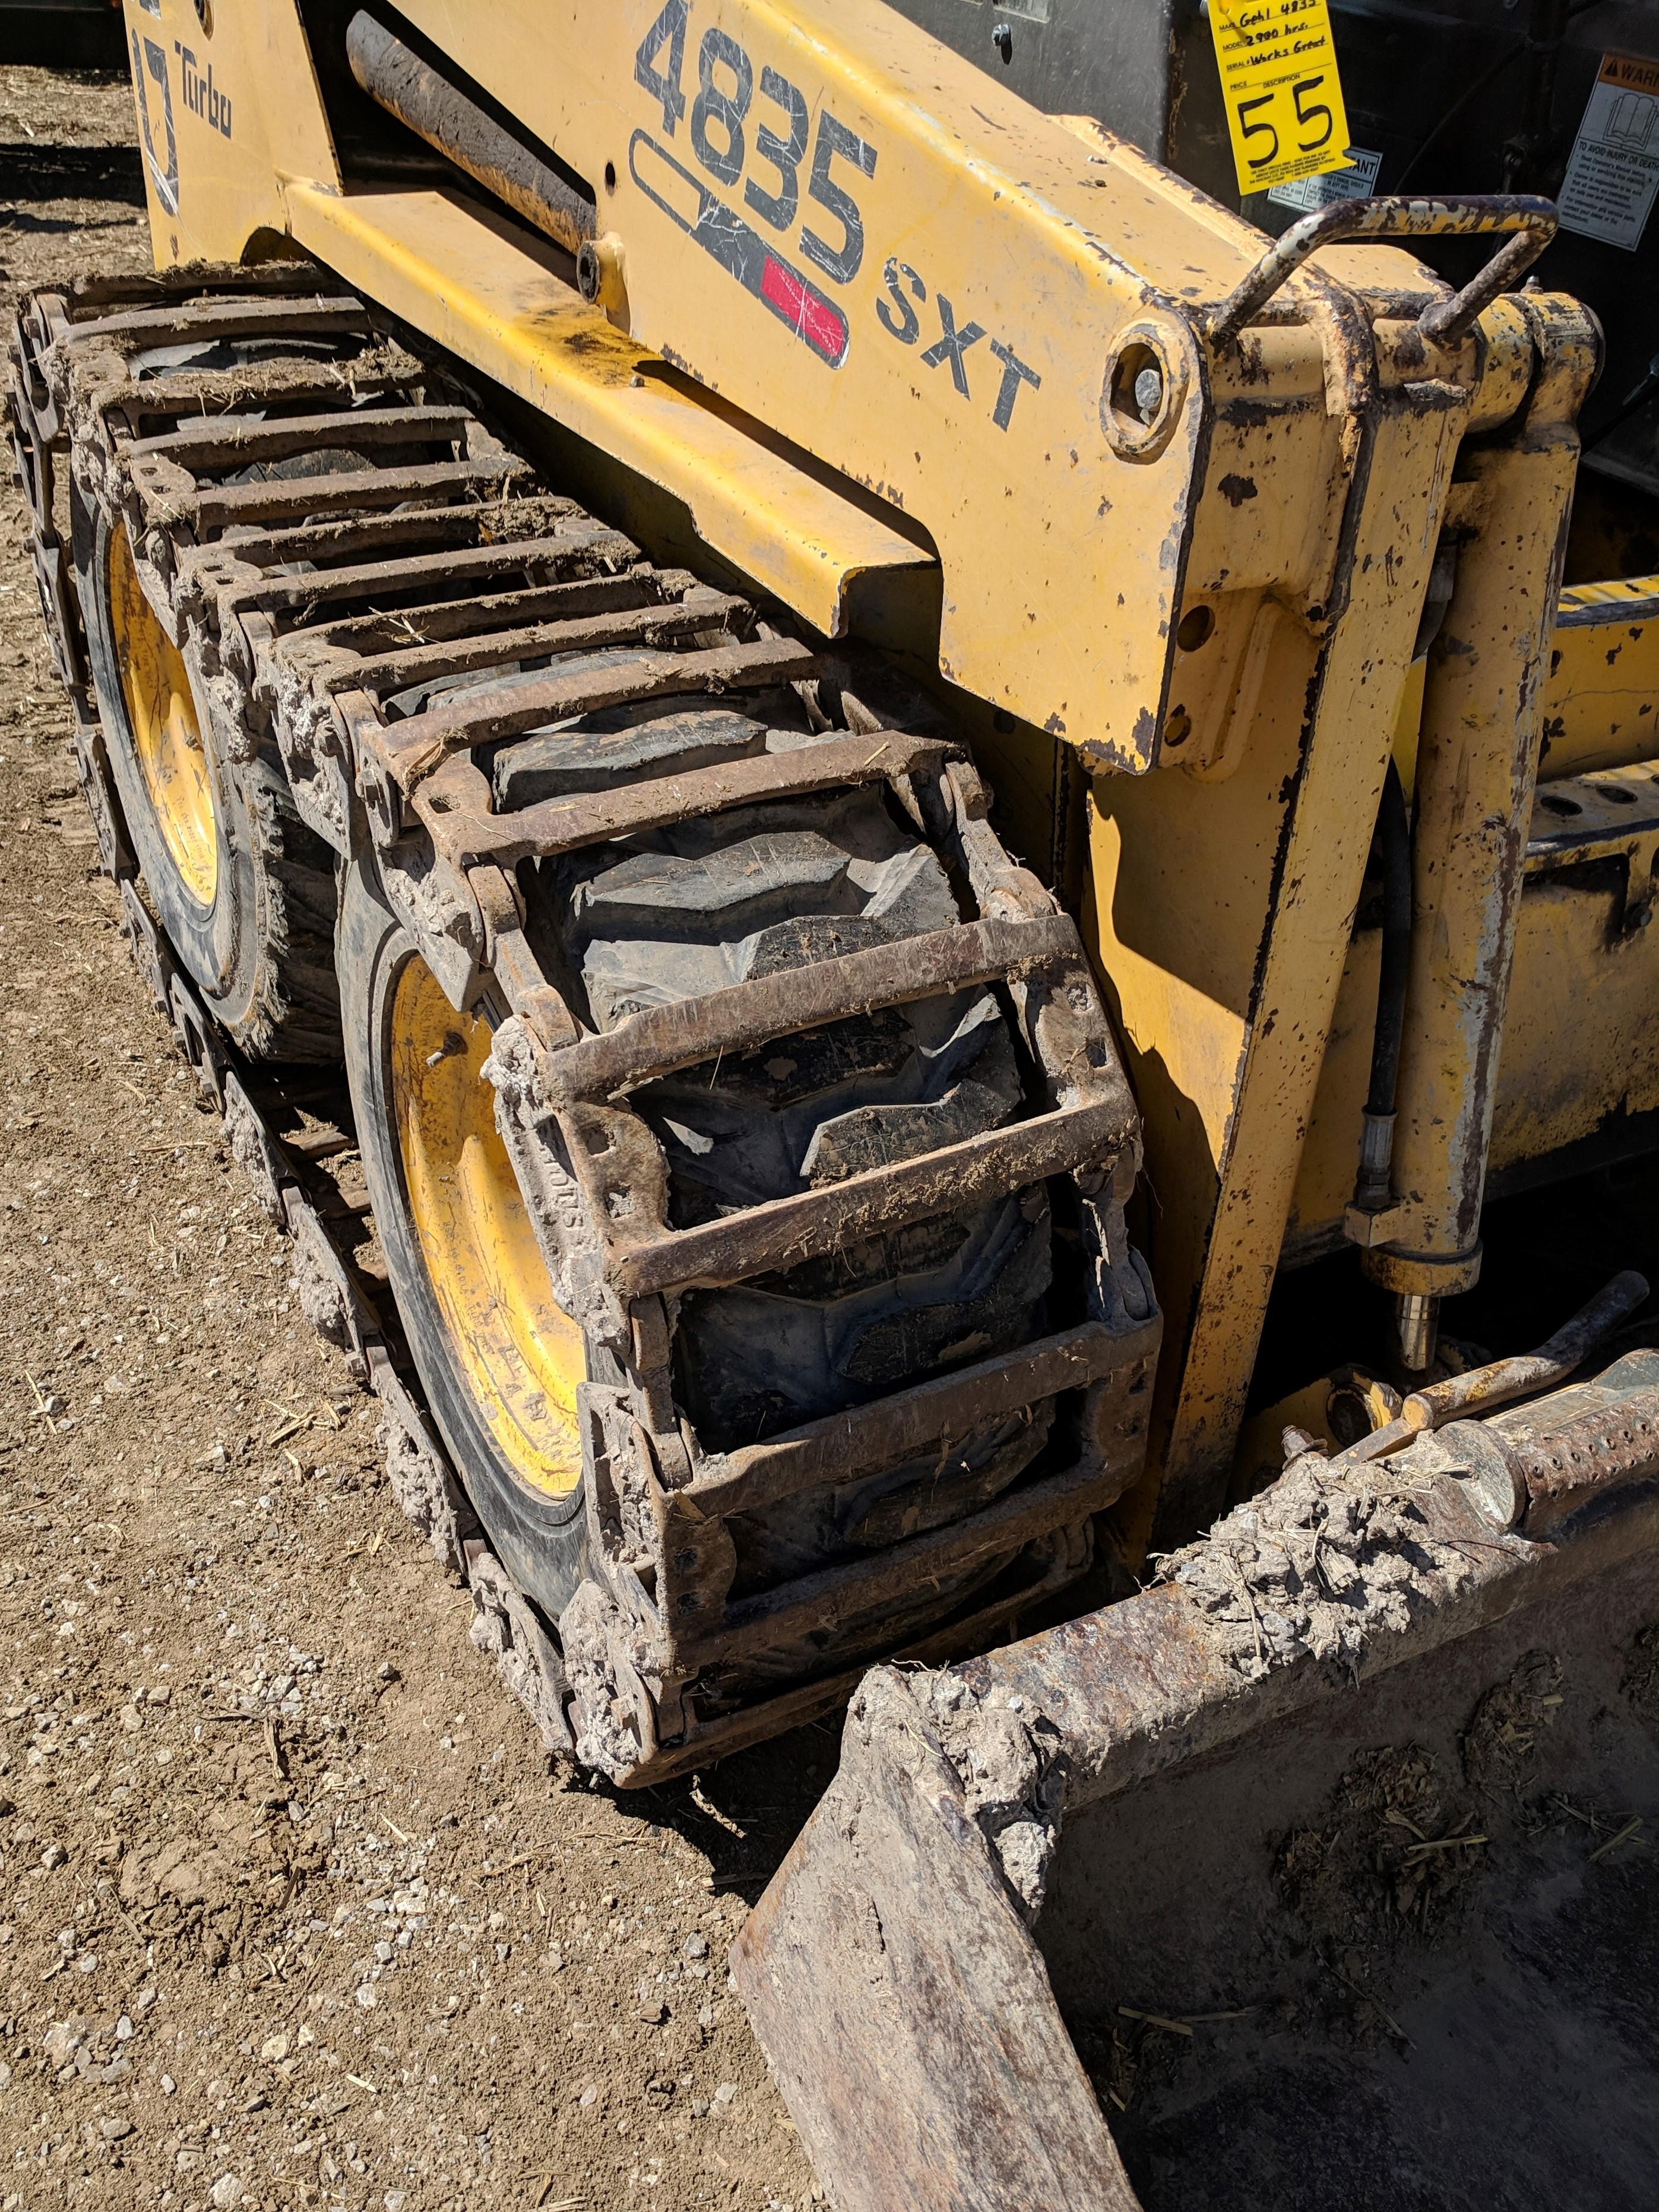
[1134, 365, 1165, 422]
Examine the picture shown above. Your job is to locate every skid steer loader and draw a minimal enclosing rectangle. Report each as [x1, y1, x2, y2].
[6, 1, 1658, 2202]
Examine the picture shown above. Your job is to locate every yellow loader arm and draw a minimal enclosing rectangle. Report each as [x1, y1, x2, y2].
[124, 1, 1529, 762]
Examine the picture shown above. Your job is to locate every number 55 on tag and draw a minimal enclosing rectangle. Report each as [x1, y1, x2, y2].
[1208, 0, 1354, 198]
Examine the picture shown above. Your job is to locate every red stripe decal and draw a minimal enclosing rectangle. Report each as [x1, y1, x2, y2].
[761, 254, 848, 367]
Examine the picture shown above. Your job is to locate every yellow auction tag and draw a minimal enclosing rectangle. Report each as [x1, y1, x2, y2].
[1209, 0, 1353, 197]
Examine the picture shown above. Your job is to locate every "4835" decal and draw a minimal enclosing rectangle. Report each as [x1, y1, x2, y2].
[632, 0, 871, 367]
[629, 0, 1041, 428]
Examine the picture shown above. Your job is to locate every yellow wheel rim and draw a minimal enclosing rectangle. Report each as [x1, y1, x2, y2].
[392, 956, 585, 1499]
[107, 520, 219, 908]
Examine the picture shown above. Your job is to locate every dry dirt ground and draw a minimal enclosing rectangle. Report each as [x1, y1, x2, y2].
[0, 61, 830, 2212]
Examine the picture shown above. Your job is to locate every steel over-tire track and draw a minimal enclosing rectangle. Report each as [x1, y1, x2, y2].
[7, 263, 1159, 1786]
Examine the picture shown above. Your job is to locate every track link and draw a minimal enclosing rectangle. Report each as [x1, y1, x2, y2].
[10, 265, 1161, 1784]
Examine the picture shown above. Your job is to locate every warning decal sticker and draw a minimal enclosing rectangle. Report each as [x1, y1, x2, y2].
[1269, 144, 1382, 213]
[1559, 52, 1659, 251]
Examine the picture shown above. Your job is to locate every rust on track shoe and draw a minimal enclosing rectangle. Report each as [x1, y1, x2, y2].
[11, 264, 549, 1061]
[11, 266, 1161, 1786]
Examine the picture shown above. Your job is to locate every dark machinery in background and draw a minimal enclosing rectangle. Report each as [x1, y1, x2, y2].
[1, 0, 125, 69]
[889, 0, 1659, 558]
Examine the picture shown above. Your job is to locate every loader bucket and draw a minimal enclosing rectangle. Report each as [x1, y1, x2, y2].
[734, 1351, 1659, 2212]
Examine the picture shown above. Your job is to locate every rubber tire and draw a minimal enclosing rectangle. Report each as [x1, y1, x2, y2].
[77, 492, 340, 1060]
[337, 846, 588, 1622]
[557, 780, 1052, 1453]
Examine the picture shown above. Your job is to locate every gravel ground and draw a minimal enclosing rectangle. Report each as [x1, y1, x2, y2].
[0, 59, 827, 2212]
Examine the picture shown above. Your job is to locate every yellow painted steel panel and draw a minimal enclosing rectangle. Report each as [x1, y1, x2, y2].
[406, 0, 1236, 759]
[284, 181, 936, 641]
[1541, 580, 1659, 781]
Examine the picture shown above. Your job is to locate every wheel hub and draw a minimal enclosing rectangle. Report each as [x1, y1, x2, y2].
[107, 520, 219, 907]
[391, 955, 585, 1500]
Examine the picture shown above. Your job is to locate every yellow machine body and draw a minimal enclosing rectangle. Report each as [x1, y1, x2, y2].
[113, 0, 1655, 1540]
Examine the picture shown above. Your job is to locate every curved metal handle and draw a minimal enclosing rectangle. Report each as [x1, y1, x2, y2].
[1202, 193, 1558, 346]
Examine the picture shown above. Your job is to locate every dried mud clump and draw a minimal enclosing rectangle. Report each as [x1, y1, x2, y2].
[1072, 2007, 1191, 2119]
[923, 1669, 1066, 1921]
[1276, 1744, 1487, 1980]
[1623, 1622, 1659, 1740]
[1161, 1455, 1473, 1680]
[1462, 1648, 1564, 1796]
